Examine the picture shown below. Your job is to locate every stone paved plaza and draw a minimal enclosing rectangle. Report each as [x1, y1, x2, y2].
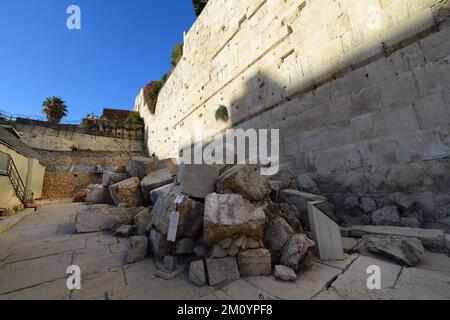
[0, 203, 449, 300]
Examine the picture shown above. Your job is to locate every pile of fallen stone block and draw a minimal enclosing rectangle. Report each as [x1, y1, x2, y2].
[73, 156, 450, 286]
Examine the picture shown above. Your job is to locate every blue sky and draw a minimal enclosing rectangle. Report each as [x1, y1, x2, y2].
[0, 0, 197, 122]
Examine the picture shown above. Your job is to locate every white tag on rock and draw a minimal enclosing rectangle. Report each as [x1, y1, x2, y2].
[167, 211, 180, 242]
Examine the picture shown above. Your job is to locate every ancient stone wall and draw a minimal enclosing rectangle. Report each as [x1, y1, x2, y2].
[135, 0, 450, 221]
[42, 171, 102, 199]
[14, 123, 144, 152]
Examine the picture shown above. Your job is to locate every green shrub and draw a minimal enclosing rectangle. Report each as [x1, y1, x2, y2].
[124, 112, 144, 125]
[215, 105, 229, 122]
[193, 0, 209, 16]
[143, 74, 168, 115]
[171, 43, 183, 69]
[70, 145, 79, 152]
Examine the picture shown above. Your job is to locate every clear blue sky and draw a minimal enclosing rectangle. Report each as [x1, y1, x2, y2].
[0, 0, 197, 122]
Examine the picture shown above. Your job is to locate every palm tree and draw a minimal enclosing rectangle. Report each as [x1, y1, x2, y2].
[42, 97, 68, 124]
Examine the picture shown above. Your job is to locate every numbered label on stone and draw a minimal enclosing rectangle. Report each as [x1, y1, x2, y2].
[167, 211, 180, 242]
[174, 194, 185, 205]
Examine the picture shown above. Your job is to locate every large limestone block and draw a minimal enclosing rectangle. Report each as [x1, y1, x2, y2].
[362, 235, 425, 267]
[85, 185, 114, 205]
[189, 260, 206, 286]
[151, 190, 204, 239]
[237, 249, 272, 276]
[177, 164, 219, 198]
[127, 236, 148, 264]
[308, 202, 344, 261]
[371, 206, 401, 226]
[126, 157, 159, 179]
[206, 257, 240, 286]
[203, 193, 266, 247]
[297, 174, 320, 194]
[217, 165, 270, 201]
[264, 217, 295, 263]
[134, 208, 152, 235]
[268, 169, 299, 191]
[110, 206, 145, 231]
[75, 205, 116, 233]
[102, 171, 129, 187]
[150, 183, 175, 204]
[279, 190, 335, 221]
[158, 158, 180, 176]
[109, 177, 145, 207]
[274, 265, 297, 282]
[140, 168, 174, 202]
[281, 234, 315, 272]
[347, 225, 446, 252]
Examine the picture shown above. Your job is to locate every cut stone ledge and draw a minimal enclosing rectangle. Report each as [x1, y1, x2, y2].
[344, 225, 446, 252]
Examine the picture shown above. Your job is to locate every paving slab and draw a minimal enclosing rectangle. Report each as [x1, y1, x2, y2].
[0, 209, 35, 236]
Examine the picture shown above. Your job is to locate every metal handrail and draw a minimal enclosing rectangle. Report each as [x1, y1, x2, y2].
[0, 150, 32, 203]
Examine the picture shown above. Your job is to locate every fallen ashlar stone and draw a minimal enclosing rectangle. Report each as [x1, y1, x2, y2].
[264, 217, 294, 263]
[279, 190, 336, 221]
[111, 207, 145, 232]
[73, 189, 89, 203]
[176, 238, 195, 255]
[102, 171, 129, 187]
[85, 185, 114, 205]
[127, 236, 148, 264]
[297, 174, 320, 194]
[148, 228, 168, 258]
[206, 257, 240, 286]
[114, 224, 135, 237]
[151, 190, 204, 239]
[134, 208, 152, 235]
[389, 192, 417, 211]
[371, 206, 401, 226]
[126, 157, 159, 180]
[216, 165, 270, 201]
[211, 244, 228, 258]
[281, 234, 315, 272]
[189, 260, 206, 286]
[308, 202, 344, 261]
[203, 193, 265, 247]
[219, 238, 233, 249]
[346, 225, 446, 252]
[401, 217, 422, 228]
[244, 238, 261, 250]
[150, 183, 175, 204]
[362, 235, 425, 267]
[75, 205, 116, 233]
[109, 177, 145, 207]
[158, 158, 180, 176]
[177, 163, 219, 198]
[194, 245, 207, 258]
[264, 202, 304, 233]
[237, 249, 272, 276]
[140, 168, 175, 203]
[274, 265, 297, 282]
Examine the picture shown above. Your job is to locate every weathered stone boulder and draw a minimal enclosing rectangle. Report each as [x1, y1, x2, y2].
[102, 171, 129, 187]
[177, 164, 219, 198]
[150, 183, 175, 204]
[274, 265, 297, 282]
[110, 207, 145, 232]
[237, 249, 272, 276]
[203, 193, 266, 247]
[75, 205, 116, 233]
[362, 235, 425, 266]
[297, 174, 320, 194]
[73, 189, 90, 203]
[360, 197, 378, 213]
[126, 157, 159, 180]
[85, 185, 114, 205]
[176, 238, 196, 255]
[264, 202, 304, 233]
[211, 244, 228, 258]
[389, 192, 417, 211]
[159, 158, 180, 176]
[113, 225, 135, 237]
[134, 208, 152, 235]
[268, 169, 299, 191]
[109, 177, 145, 207]
[189, 260, 206, 286]
[127, 236, 148, 264]
[264, 217, 295, 263]
[148, 228, 168, 258]
[206, 257, 240, 286]
[216, 165, 270, 201]
[401, 217, 422, 228]
[281, 234, 315, 272]
[151, 191, 204, 239]
[140, 168, 175, 203]
[371, 206, 401, 226]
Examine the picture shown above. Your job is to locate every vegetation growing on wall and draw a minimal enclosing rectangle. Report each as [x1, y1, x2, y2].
[215, 105, 229, 122]
[42, 97, 68, 124]
[124, 112, 144, 125]
[193, 0, 209, 16]
[171, 43, 184, 69]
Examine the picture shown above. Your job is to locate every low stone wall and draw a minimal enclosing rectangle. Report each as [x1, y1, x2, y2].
[42, 171, 102, 199]
[14, 123, 144, 152]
